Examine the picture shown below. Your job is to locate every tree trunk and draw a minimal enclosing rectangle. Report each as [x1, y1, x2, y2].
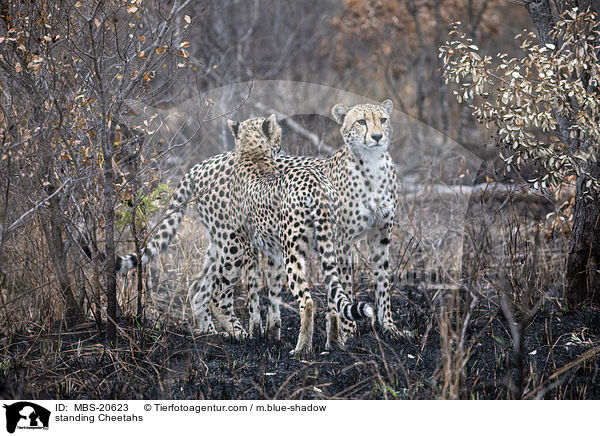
[103, 148, 118, 342]
[525, 0, 556, 45]
[89, 14, 118, 343]
[43, 191, 83, 324]
[525, 0, 600, 306]
[566, 167, 600, 307]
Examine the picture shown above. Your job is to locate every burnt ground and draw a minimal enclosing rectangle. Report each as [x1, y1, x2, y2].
[1, 284, 599, 400]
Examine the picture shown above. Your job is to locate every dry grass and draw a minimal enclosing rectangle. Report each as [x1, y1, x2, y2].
[1, 150, 599, 400]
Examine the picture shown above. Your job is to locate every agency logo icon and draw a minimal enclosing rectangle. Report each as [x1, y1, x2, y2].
[3, 402, 50, 433]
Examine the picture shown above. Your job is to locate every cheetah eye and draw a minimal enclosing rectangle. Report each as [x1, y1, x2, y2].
[380, 117, 388, 124]
[357, 119, 367, 126]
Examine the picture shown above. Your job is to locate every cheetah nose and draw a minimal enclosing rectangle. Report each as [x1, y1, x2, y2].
[371, 133, 383, 143]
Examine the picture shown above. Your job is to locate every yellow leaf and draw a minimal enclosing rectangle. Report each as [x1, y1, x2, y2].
[179, 41, 190, 48]
[94, 18, 101, 28]
[75, 1, 82, 7]
[155, 46, 165, 54]
[142, 71, 154, 82]
[127, 5, 138, 13]
[137, 36, 145, 41]
[184, 15, 191, 24]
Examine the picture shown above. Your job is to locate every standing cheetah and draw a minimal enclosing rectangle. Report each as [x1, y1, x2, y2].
[210, 114, 373, 356]
[116, 100, 398, 338]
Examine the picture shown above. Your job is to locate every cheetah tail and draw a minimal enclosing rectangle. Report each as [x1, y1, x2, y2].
[115, 251, 139, 274]
[115, 176, 218, 275]
[114, 200, 187, 275]
[338, 297, 374, 321]
[113, 177, 219, 274]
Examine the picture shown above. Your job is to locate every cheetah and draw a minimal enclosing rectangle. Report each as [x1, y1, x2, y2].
[214, 114, 373, 356]
[235, 100, 399, 339]
[116, 100, 399, 338]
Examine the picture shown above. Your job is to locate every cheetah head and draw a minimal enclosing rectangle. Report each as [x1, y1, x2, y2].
[331, 100, 393, 155]
[228, 114, 282, 159]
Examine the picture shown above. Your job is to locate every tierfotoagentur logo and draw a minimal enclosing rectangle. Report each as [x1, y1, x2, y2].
[3, 402, 50, 433]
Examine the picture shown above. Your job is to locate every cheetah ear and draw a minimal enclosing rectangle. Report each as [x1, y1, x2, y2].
[227, 119, 239, 138]
[331, 104, 349, 125]
[262, 113, 277, 139]
[381, 99, 393, 115]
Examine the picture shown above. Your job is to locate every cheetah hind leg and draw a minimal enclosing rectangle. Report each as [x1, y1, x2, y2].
[283, 229, 314, 358]
[325, 308, 357, 350]
[290, 299, 314, 359]
[339, 317, 357, 347]
[265, 257, 283, 341]
[325, 309, 340, 350]
[189, 244, 219, 334]
[245, 252, 263, 339]
[210, 285, 247, 340]
[189, 276, 217, 335]
[210, 248, 249, 340]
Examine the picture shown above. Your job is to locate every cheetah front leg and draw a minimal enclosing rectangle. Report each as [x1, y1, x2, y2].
[324, 235, 372, 349]
[337, 239, 354, 297]
[334, 238, 357, 343]
[368, 225, 400, 338]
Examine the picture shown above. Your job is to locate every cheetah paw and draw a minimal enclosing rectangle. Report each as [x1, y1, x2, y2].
[289, 342, 312, 360]
[227, 328, 248, 341]
[195, 320, 217, 336]
[248, 318, 263, 339]
[266, 322, 281, 341]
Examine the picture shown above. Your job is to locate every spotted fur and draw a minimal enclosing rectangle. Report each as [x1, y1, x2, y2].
[243, 100, 399, 339]
[115, 100, 398, 340]
[215, 115, 373, 356]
